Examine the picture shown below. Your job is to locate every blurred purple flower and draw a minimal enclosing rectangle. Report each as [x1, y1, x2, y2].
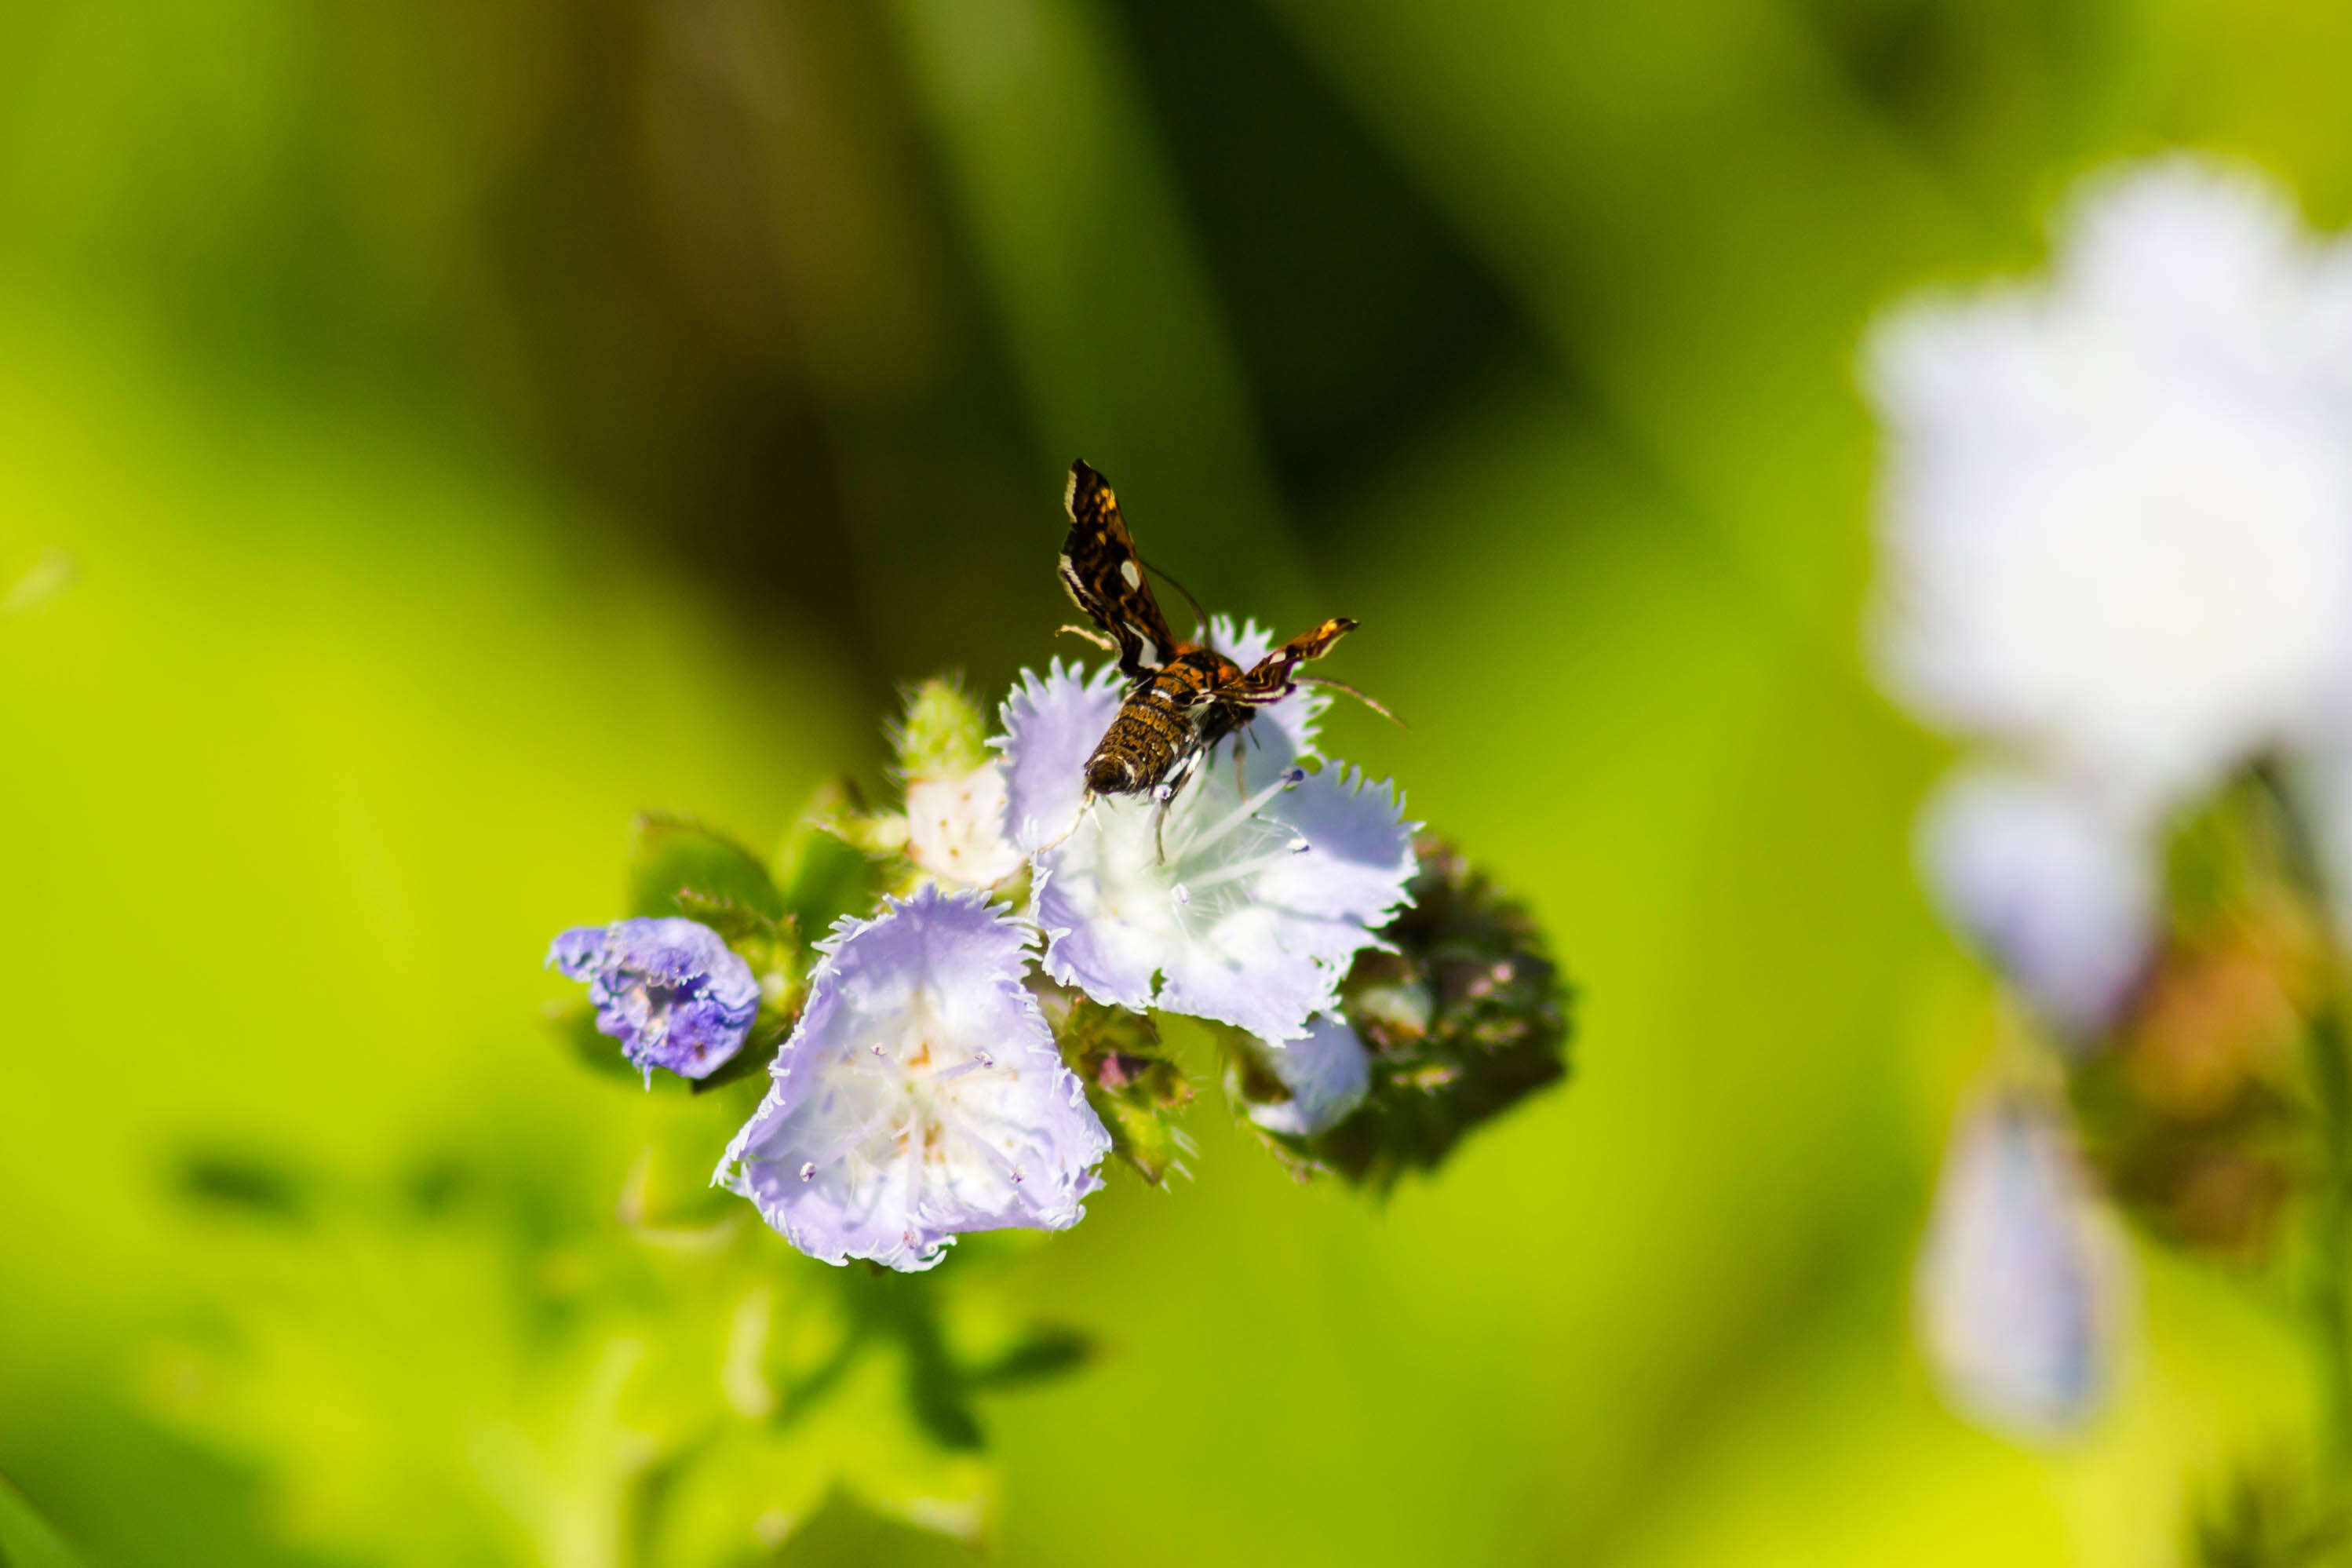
[1916, 1096, 2126, 1442]
[996, 658, 1125, 853]
[547, 917, 760, 1083]
[713, 884, 1110, 1271]
[1918, 768, 2157, 1042]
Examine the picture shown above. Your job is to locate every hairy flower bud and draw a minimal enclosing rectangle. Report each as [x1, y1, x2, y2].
[1274, 836, 1572, 1191]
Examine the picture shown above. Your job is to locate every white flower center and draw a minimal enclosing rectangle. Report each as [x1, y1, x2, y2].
[1058, 759, 1307, 952]
[789, 990, 1033, 1198]
[906, 764, 1024, 888]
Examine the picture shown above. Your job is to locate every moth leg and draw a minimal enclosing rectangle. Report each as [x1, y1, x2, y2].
[1150, 747, 1209, 864]
[1035, 790, 1096, 855]
[1056, 623, 1118, 653]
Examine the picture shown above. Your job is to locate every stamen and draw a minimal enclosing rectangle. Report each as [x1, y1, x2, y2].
[1179, 840, 1317, 893]
[794, 1105, 898, 1178]
[950, 1122, 1030, 1184]
[1173, 767, 1304, 859]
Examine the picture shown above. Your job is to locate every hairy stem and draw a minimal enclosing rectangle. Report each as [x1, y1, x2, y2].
[2310, 1002, 2352, 1471]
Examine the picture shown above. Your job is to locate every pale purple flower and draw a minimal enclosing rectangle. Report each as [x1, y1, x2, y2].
[1246, 1016, 1372, 1136]
[713, 885, 1110, 1271]
[547, 917, 760, 1082]
[997, 658, 1125, 853]
[1866, 155, 2352, 813]
[1916, 1096, 2127, 1442]
[999, 655, 1414, 1044]
[995, 621, 1331, 852]
[1918, 768, 2157, 1041]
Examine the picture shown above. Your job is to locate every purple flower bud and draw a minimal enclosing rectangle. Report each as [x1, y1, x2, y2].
[1917, 768, 2157, 1042]
[1916, 1096, 2127, 1441]
[547, 917, 760, 1083]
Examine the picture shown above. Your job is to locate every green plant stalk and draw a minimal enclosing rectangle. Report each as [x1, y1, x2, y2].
[2310, 1000, 2352, 1473]
[2257, 763, 2352, 1479]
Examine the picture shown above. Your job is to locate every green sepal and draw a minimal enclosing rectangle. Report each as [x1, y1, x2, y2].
[630, 813, 786, 922]
[677, 893, 813, 1030]
[1032, 980, 1193, 1183]
[888, 676, 990, 780]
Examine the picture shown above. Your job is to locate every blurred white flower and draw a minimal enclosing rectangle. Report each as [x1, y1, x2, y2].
[1917, 768, 2157, 1041]
[1867, 155, 2352, 811]
[1916, 1096, 2128, 1442]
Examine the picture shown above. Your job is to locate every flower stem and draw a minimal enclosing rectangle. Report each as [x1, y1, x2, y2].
[2310, 1001, 2352, 1471]
[2259, 762, 2352, 1476]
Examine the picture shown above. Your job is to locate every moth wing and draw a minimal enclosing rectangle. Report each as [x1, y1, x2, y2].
[1060, 460, 1178, 681]
[1231, 617, 1358, 704]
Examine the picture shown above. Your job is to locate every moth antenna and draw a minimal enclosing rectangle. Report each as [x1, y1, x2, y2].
[1299, 675, 1406, 729]
[1056, 623, 1118, 652]
[1140, 556, 1209, 636]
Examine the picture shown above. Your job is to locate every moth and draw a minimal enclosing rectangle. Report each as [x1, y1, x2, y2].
[1056, 459, 1380, 814]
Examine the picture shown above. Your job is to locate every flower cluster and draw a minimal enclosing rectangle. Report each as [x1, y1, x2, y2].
[551, 622, 1571, 1271]
[1865, 155, 2352, 1454]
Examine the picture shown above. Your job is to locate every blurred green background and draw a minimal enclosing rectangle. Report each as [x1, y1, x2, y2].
[3, 0, 2348, 1562]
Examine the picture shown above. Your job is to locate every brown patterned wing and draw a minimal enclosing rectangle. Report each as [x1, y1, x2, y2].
[1229, 617, 1358, 705]
[1060, 460, 1178, 681]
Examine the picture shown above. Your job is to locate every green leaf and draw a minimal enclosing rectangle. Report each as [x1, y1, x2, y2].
[0, 1474, 91, 1568]
[172, 1147, 313, 1226]
[776, 783, 891, 938]
[550, 999, 654, 1085]
[2190, 1460, 2348, 1567]
[669, 888, 785, 949]
[964, 1326, 1096, 1391]
[629, 814, 786, 923]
